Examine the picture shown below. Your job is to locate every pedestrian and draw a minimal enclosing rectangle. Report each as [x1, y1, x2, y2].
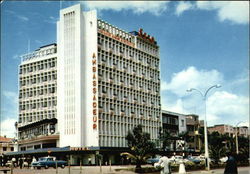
[19, 158, 23, 169]
[224, 152, 238, 174]
[154, 156, 171, 174]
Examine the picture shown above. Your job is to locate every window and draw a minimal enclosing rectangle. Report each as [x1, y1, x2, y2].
[181, 119, 184, 127]
[3, 147, 7, 151]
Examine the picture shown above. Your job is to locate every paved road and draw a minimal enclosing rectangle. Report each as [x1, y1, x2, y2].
[1, 166, 249, 174]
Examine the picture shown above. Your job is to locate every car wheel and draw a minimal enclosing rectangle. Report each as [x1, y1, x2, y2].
[61, 164, 65, 168]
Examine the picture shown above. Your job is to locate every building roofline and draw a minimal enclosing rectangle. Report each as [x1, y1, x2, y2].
[162, 110, 185, 117]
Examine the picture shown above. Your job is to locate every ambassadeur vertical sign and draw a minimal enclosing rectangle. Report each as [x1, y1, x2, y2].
[92, 52, 98, 130]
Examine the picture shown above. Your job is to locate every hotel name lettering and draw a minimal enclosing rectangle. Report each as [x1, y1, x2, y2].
[92, 53, 97, 130]
[99, 29, 135, 48]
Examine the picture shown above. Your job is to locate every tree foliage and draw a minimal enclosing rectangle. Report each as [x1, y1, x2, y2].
[123, 125, 155, 170]
[159, 129, 174, 151]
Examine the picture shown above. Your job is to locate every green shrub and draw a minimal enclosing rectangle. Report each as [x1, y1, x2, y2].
[134, 166, 161, 173]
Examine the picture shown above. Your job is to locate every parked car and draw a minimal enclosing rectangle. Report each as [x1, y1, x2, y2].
[169, 155, 184, 164]
[147, 155, 161, 165]
[31, 156, 67, 169]
[186, 156, 201, 164]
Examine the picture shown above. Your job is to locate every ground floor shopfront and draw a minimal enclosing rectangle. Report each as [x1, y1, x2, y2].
[3, 146, 132, 166]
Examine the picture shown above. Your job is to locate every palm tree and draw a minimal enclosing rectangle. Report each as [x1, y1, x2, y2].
[122, 125, 155, 171]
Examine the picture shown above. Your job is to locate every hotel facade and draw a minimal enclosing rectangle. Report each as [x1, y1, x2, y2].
[16, 4, 161, 163]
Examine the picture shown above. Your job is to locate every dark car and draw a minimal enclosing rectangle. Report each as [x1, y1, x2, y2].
[147, 156, 161, 165]
[32, 157, 67, 169]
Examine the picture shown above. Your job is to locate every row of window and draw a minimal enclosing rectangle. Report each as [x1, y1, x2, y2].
[98, 122, 159, 136]
[20, 71, 57, 87]
[98, 56, 159, 80]
[162, 116, 178, 125]
[137, 38, 158, 56]
[19, 123, 56, 140]
[98, 82, 160, 106]
[1, 147, 14, 151]
[98, 62, 159, 82]
[19, 110, 56, 124]
[98, 126, 159, 147]
[98, 97, 160, 117]
[98, 34, 158, 59]
[98, 113, 160, 125]
[98, 80, 159, 96]
[98, 73, 160, 95]
[98, 41, 159, 70]
[20, 58, 56, 74]
[19, 97, 57, 111]
[19, 85, 56, 99]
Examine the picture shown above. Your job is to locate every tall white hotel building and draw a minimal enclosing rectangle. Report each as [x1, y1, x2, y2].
[18, 4, 161, 162]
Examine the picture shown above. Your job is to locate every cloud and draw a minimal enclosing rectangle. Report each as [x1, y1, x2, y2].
[175, 1, 193, 16]
[17, 15, 29, 21]
[175, 1, 249, 24]
[44, 16, 58, 24]
[2, 91, 18, 114]
[197, 1, 249, 24]
[207, 91, 249, 125]
[0, 118, 16, 138]
[5, 9, 29, 22]
[12, 54, 20, 60]
[2, 91, 18, 103]
[82, 1, 170, 16]
[161, 66, 223, 96]
[161, 66, 249, 126]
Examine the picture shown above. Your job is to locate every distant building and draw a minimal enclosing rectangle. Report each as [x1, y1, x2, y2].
[208, 124, 234, 137]
[208, 124, 249, 138]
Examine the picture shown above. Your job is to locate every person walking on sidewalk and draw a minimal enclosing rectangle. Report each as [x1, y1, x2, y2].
[224, 152, 238, 174]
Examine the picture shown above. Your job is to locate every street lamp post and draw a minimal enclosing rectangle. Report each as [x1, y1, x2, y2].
[235, 121, 243, 154]
[187, 84, 221, 171]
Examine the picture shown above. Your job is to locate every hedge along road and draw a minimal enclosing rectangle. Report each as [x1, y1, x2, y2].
[7, 165, 250, 174]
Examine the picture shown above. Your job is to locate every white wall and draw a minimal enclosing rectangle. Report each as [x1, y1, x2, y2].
[179, 115, 187, 133]
[57, 4, 98, 147]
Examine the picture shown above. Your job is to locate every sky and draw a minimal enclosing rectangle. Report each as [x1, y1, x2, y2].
[1, 1, 249, 137]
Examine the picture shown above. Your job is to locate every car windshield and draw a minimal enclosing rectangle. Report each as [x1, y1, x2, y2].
[39, 158, 46, 161]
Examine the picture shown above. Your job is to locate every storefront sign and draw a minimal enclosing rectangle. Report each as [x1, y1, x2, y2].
[138, 28, 155, 44]
[70, 147, 89, 151]
[99, 29, 135, 48]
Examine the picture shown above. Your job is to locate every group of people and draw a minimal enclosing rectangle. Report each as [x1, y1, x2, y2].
[154, 152, 238, 174]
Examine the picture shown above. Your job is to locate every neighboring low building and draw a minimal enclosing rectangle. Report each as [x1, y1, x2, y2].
[186, 114, 204, 153]
[235, 126, 248, 138]
[0, 136, 15, 166]
[161, 110, 187, 152]
[162, 110, 187, 136]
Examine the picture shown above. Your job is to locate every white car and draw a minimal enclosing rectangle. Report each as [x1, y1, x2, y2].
[169, 155, 184, 164]
[220, 157, 228, 163]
